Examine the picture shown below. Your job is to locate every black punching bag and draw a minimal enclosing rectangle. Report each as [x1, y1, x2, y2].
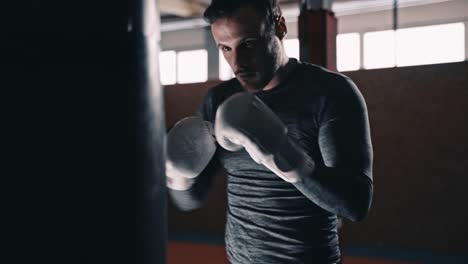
[1, 0, 166, 263]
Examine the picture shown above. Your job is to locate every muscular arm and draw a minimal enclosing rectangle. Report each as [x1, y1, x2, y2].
[292, 122, 373, 222]
[293, 78, 373, 222]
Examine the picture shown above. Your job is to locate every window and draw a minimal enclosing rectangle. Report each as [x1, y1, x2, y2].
[364, 30, 396, 69]
[159, 49, 208, 85]
[336, 33, 360, 72]
[177, 49, 208, 84]
[283, 38, 300, 60]
[159, 50, 177, 85]
[395, 23, 465, 67]
[363, 22, 465, 70]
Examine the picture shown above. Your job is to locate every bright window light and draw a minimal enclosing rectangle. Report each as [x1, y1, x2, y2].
[396, 23, 465, 67]
[159, 50, 177, 85]
[364, 30, 396, 69]
[337, 33, 360, 71]
[283, 38, 300, 60]
[177, 49, 208, 84]
[219, 50, 234, 81]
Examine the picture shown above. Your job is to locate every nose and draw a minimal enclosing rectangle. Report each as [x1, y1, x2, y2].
[231, 48, 252, 73]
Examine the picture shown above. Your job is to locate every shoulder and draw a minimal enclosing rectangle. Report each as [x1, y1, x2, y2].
[296, 62, 368, 123]
[202, 78, 243, 109]
[297, 61, 359, 95]
[206, 78, 242, 99]
[199, 78, 243, 122]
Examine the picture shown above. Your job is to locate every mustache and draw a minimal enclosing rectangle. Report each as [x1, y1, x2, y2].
[235, 68, 255, 75]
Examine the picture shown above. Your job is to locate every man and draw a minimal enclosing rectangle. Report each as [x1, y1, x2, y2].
[166, 0, 374, 263]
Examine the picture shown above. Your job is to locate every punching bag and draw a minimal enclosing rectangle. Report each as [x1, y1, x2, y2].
[1, 0, 167, 263]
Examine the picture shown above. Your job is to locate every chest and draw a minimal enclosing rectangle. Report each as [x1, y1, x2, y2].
[257, 93, 321, 153]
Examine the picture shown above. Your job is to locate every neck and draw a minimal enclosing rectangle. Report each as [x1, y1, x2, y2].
[262, 55, 297, 91]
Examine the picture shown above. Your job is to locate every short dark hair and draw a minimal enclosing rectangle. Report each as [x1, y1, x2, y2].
[203, 0, 282, 26]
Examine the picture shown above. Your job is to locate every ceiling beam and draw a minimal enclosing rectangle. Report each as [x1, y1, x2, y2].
[160, 0, 207, 17]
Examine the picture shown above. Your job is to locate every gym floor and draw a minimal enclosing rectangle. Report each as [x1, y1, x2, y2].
[168, 242, 417, 264]
[168, 239, 468, 264]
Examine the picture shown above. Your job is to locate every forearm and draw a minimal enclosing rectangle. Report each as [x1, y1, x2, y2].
[168, 155, 221, 211]
[293, 165, 373, 222]
[270, 138, 372, 221]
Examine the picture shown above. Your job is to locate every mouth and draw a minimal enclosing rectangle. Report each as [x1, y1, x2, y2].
[236, 72, 258, 81]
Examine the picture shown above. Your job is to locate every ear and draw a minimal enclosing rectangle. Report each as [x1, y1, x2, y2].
[275, 16, 287, 40]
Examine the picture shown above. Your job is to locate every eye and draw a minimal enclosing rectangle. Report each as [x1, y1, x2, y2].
[220, 46, 231, 52]
[244, 40, 257, 49]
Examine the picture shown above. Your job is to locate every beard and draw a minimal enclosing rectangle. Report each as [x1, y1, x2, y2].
[236, 36, 283, 92]
[237, 72, 270, 92]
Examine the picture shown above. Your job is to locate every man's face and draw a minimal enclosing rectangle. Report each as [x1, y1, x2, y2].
[211, 6, 282, 92]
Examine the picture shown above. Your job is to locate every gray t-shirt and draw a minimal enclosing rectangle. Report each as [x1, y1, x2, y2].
[170, 60, 373, 264]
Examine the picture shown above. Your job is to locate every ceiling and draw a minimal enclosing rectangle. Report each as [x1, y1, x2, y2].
[159, 0, 456, 24]
[160, 0, 352, 18]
